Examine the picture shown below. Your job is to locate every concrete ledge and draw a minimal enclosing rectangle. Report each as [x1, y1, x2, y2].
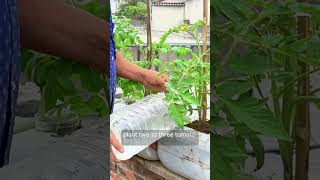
[13, 117, 35, 134]
[0, 121, 108, 180]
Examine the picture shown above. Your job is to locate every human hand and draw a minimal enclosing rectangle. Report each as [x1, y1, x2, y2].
[141, 70, 169, 92]
[110, 173, 122, 180]
[150, 142, 158, 149]
[110, 129, 124, 162]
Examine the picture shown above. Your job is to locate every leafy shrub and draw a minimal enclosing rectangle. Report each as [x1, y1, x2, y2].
[118, 0, 147, 17]
[118, 5, 147, 18]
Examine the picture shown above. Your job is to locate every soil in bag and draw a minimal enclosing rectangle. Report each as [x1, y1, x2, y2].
[187, 120, 210, 134]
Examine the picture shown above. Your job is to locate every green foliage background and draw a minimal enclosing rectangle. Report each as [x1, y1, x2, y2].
[117, 0, 147, 17]
[21, 1, 109, 117]
[212, 0, 320, 179]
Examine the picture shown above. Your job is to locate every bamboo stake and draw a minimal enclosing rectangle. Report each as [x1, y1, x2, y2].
[145, 0, 152, 96]
[146, 0, 152, 69]
[295, 0, 311, 179]
[201, 0, 209, 122]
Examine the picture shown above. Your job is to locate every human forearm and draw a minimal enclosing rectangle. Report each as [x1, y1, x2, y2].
[17, 0, 108, 72]
[116, 53, 147, 83]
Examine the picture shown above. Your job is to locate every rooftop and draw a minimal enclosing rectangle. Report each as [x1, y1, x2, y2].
[152, 0, 190, 7]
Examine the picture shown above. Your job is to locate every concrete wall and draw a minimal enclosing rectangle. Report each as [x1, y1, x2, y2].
[151, 6, 185, 31]
[185, 0, 210, 24]
[111, 0, 124, 13]
[151, 0, 210, 31]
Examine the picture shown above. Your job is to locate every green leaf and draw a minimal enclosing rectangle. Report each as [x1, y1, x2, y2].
[70, 103, 94, 116]
[211, 115, 228, 128]
[41, 76, 64, 113]
[219, 95, 290, 140]
[79, 67, 104, 92]
[65, 95, 82, 105]
[87, 95, 109, 117]
[56, 62, 75, 95]
[21, 49, 35, 71]
[181, 93, 198, 105]
[215, 80, 254, 98]
[152, 58, 161, 67]
[24, 53, 46, 79]
[168, 104, 186, 128]
[247, 134, 265, 171]
[33, 58, 56, 86]
[160, 48, 168, 55]
[229, 54, 275, 75]
[212, 135, 249, 180]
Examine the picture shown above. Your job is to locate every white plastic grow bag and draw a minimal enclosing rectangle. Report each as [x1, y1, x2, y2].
[110, 94, 176, 160]
[137, 146, 159, 160]
[158, 127, 210, 180]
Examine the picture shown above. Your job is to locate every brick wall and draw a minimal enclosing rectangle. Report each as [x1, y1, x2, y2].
[111, 156, 187, 180]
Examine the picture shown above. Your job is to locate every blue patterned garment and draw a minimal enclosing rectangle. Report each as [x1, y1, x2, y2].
[110, 10, 117, 113]
[0, 0, 21, 167]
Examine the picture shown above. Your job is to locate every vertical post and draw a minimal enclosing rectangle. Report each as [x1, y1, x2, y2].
[146, 0, 152, 69]
[144, 0, 153, 96]
[295, 0, 310, 179]
[201, 0, 209, 122]
[137, 47, 140, 61]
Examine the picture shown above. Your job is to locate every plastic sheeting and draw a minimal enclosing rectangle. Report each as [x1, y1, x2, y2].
[158, 127, 210, 180]
[110, 94, 176, 160]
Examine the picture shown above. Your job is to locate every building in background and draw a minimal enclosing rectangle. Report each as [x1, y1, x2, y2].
[110, 0, 124, 13]
[111, 0, 210, 44]
[151, 0, 210, 31]
[111, 0, 210, 32]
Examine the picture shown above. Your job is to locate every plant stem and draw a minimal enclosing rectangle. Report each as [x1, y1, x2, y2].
[276, 68, 319, 98]
[310, 88, 320, 95]
[146, 0, 152, 70]
[253, 75, 271, 111]
[295, 10, 311, 180]
[278, 56, 297, 180]
[272, 79, 281, 120]
[201, 0, 209, 122]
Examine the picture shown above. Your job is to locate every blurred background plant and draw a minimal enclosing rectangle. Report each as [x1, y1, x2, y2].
[212, 0, 320, 179]
[21, 0, 108, 135]
[117, 0, 147, 18]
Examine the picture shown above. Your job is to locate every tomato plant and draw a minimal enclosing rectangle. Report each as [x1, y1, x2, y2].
[213, 0, 320, 179]
[114, 17, 210, 128]
[159, 22, 210, 128]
